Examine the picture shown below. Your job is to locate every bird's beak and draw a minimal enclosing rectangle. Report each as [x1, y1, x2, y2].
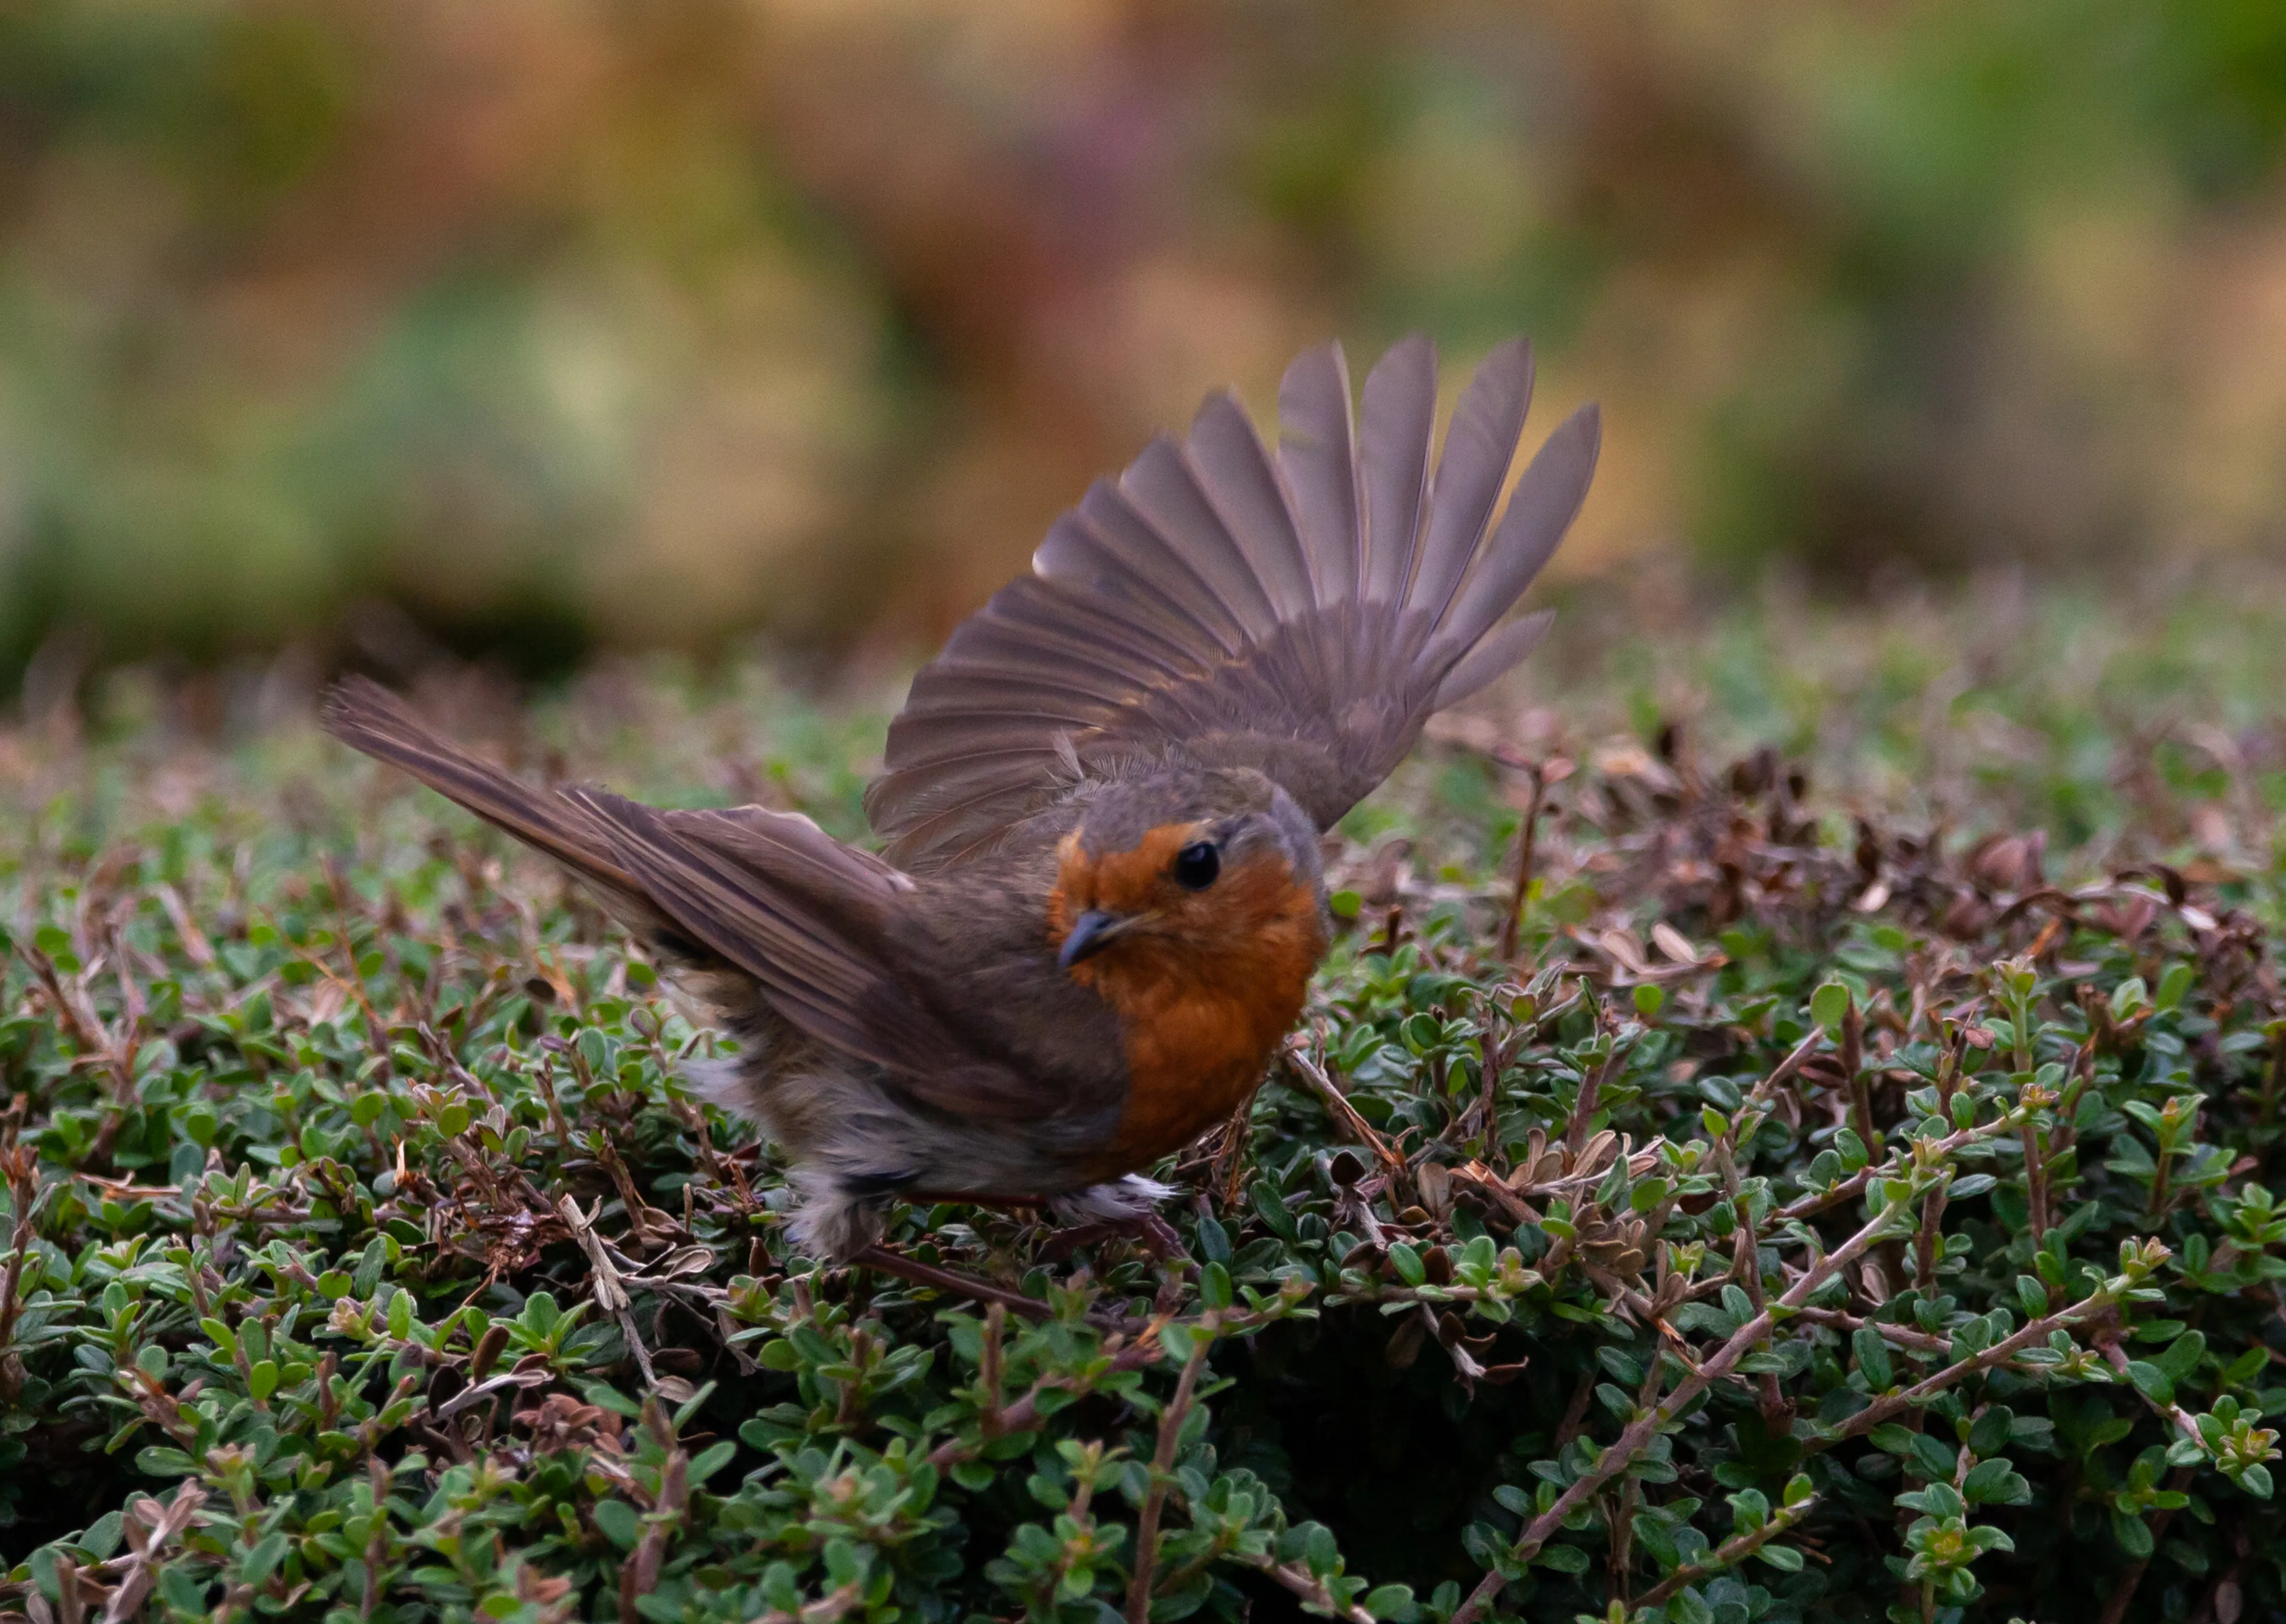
[1058, 908, 1134, 970]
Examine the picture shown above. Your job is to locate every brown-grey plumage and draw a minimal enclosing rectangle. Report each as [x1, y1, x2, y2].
[867, 334, 1598, 871]
[324, 676, 1140, 1117]
[322, 335, 1596, 1259]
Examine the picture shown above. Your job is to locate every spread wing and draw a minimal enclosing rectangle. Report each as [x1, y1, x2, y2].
[866, 334, 1599, 871]
[321, 679, 1053, 1115]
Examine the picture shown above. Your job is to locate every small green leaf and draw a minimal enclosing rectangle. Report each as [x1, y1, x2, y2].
[593, 1499, 641, 1550]
[2126, 1360, 2175, 1408]
[1363, 1584, 1418, 1621]
[1853, 1326, 1893, 1390]
[2113, 1510, 2155, 1560]
[1200, 1262, 1233, 1310]
[1963, 1458, 2019, 1503]
[239, 1534, 289, 1584]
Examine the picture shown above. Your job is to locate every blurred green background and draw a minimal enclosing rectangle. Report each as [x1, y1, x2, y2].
[6, 0, 2286, 695]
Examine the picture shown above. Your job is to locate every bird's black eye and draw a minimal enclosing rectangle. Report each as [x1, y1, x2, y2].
[1172, 841, 1220, 890]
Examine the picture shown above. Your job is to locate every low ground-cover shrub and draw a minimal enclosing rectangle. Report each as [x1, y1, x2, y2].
[5, 586, 2286, 1624]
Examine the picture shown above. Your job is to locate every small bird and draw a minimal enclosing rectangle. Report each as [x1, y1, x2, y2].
[324, 335, 1597, 1260]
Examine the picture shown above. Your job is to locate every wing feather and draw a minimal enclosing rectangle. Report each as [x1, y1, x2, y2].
[1276, 342, 1362, 608]
[321, 678, 659, 926]
[1035, 498, 1248, 662]
[1423, 403, 1601, 667]
[870, 334, 1599, 868]
[1185, 391, 1318, 622]
[575, 796, 1069, 1117]
[1358, 334, 1437, 608]
[570, 794, 913, 1061]
[1432, 609, 1556, 710]
[1411, 338, 1533, 628]
[323, 679, 1069, 1111]
[1118, 437, 1285, 640]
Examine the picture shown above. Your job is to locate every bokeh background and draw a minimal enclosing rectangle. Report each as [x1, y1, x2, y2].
[6, 0, 2286, 697]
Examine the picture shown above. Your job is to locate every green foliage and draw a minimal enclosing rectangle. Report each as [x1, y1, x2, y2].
[8, 620, 2286, 1622]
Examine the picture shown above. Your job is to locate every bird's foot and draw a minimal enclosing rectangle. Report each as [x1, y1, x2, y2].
[1037, 1211, 1186, 1263]
[848, 1245, 1049, 1321]
[1047, 1173, 1175, 1225]
[883, 1176, 1188, 1266]
[1041, 1177, 1188, 1264]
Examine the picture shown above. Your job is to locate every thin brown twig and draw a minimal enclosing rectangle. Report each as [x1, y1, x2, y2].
[753, 1582, 864, 1624]
[1843, 995, 1874, 1154]
[2097, 1466, 2195, 1624]
[922, 1302, 1293, 1473]
[1565, 1014, 1636, 1161]
[1449, 1192, 1909, 1624]
[1812, 1292, 2126, 1453]
[1550, 1365, 1598, 1453]
[925, 1341, 1161, 1471]
[1286, 1048, 1405, 1175]
[1231, 1554, 1374, 1624]
[1126, 1325, 1214, 1624]
[1634, 1495, 1820, 1609]
[1791, 1307, 1949, 1356]
[1450, 1102, 2050, 1624]
[1499, 761, 1546, 961]
[619, 1403, 690, 1624]
[1913, 1182, 1948, 1293]
[1730, 1193, 1789, 1429]
[2098, 1341, 2203, 1442]
[0, 1148, 45, 1394]
[1713, 1028, 1828, 1168]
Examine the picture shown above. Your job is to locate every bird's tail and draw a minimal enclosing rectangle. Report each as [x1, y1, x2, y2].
[320, 676, 664, 929]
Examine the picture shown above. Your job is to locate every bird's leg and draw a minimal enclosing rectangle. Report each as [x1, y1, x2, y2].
[1035, 1211, 1189, 1320]
[902, 1182, 1187, 1265]
[848, 1244, 1049, 1322]
[1134, 1209, 1186, 1258]
[1042, 1176, 1188, 1260]
[1036, 1213, 1184, 1263]
[1040, 1209, 1190, 1277]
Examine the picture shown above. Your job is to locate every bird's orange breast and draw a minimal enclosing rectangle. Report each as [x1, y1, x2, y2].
[1057, 854, 1325, 1176]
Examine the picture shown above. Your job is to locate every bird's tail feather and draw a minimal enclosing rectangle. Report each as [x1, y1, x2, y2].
[320, 676, 663, 928]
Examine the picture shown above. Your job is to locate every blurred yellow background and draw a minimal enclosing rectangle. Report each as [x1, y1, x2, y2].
[6, 0, 2286, 688]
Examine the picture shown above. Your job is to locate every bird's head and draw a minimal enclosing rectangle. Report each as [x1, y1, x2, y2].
[1046, 767, 1326, 983]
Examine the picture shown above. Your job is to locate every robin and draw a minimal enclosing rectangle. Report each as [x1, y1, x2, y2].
[324, 334, 1597, 1261]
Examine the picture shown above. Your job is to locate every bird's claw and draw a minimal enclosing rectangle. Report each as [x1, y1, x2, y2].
[1038, 1211, 1189, 1265]
[848, 1244, 1049, 1321]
